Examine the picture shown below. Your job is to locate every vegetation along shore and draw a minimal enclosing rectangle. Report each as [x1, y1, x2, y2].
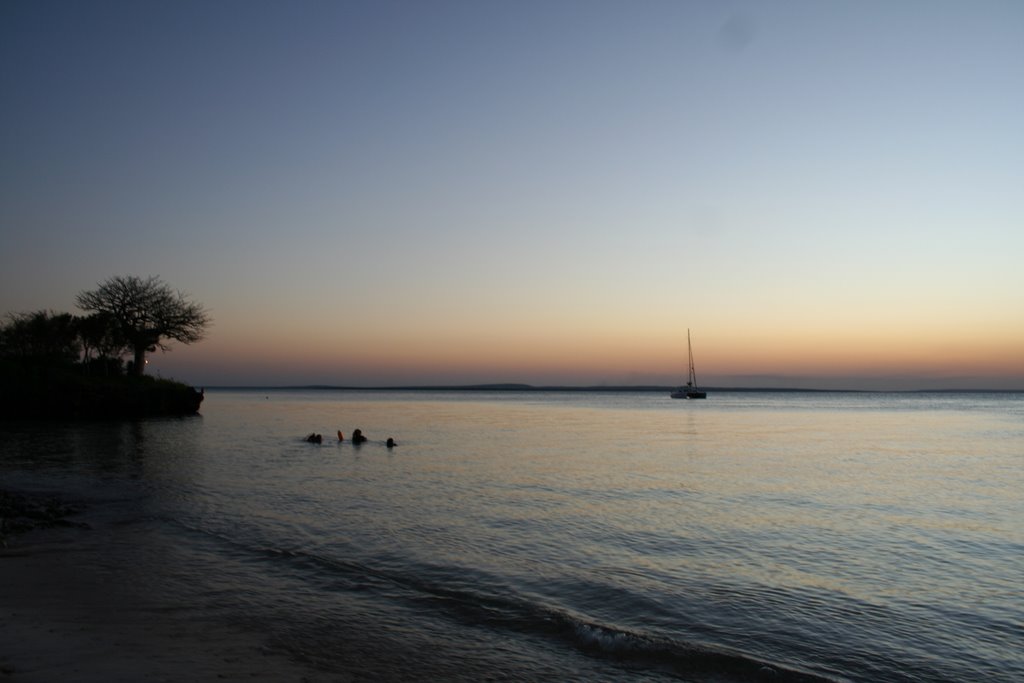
[0, 275, 209, 419]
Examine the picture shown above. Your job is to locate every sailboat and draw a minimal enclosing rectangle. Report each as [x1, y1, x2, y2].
[671, 329, 707, 399]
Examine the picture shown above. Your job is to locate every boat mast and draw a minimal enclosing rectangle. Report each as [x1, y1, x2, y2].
[687, 328, 698, 387]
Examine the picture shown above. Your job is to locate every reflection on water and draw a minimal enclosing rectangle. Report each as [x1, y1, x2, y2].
[2, 390, 1022, 682]
[2, 416, 206, 483]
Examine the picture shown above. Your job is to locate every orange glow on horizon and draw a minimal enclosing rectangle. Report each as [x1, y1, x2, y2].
[163, 315, 1024, 389]
[151, 300, 1024, 388]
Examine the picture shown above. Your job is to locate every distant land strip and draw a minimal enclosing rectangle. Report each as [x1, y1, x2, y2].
[203, 385, 1021, 393]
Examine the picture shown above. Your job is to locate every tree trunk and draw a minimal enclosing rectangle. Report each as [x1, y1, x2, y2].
[133, 345, 146, 375]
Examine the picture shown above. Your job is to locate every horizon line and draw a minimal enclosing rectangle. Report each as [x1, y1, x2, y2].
[197, 383, 1024, 394]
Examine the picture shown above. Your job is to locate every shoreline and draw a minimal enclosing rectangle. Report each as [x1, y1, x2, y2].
[0, 493, 338, 682]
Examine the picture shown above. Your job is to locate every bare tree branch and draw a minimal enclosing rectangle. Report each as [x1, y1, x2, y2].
[76, 275, 211, 375]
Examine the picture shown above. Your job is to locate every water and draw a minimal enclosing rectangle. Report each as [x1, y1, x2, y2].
[2, 390, 1022, 681]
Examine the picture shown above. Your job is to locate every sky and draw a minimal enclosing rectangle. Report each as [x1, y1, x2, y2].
[2, 0, 1022, 390]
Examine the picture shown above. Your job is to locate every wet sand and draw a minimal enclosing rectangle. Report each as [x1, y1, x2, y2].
[0, 509, 339, 682]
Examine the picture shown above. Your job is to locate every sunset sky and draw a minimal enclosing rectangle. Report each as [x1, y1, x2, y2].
[2, 1, 1022, 390]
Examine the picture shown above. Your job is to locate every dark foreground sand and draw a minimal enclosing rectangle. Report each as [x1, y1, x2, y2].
[0, 505, 343, 682]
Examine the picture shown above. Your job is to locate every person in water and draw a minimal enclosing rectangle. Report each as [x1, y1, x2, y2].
[306, 433, 322, 444]
[337, 430, 344, 442]
[351, 428, 367, 444]
[386, 437, 396, 448]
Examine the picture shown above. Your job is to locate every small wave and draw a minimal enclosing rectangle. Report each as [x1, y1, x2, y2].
[166, 519, 846, 682]
[551, 612, 843, 683]
[327, 554, 845, 682]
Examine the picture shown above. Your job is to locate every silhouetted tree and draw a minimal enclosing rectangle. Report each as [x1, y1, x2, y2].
[0, 310, 80, 364]
[76, 312, 128, 375]
[75, 275, 211, 376]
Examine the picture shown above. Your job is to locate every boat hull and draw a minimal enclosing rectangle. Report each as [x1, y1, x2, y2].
[671, 390, 707, 399]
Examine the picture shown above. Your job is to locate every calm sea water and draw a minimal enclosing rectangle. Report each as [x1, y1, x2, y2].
[2, 390, 1022, 682]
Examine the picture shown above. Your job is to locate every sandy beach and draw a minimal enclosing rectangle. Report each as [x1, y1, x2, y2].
[0, 496, 339, 683]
